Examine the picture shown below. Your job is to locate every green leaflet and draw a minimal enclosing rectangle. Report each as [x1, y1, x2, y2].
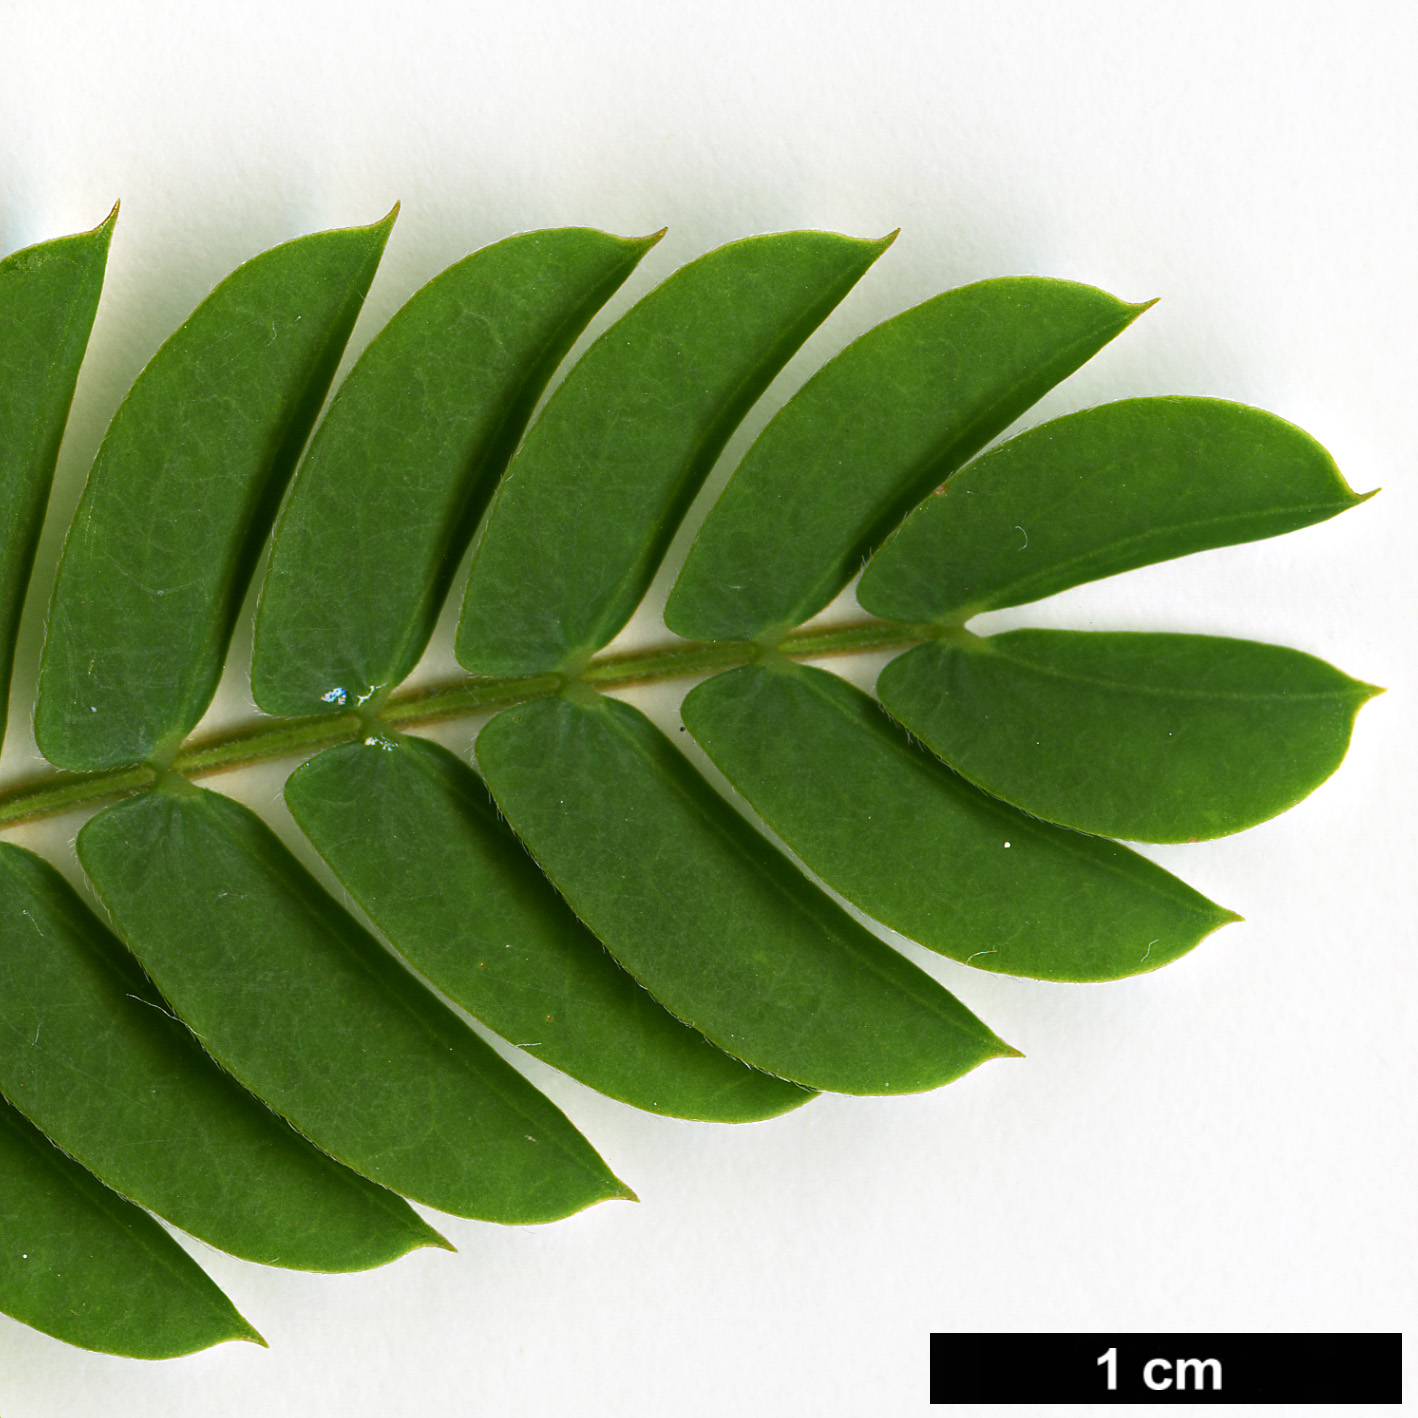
[0, 212, 113, 751]
[252, 227, 659, 718]
[681, 660, 1237, 981]
[0, 843, 448, 1271]
[858, 396, 1371, 623]
[286, 734, 813, 1122]
[0, 1093, 261, 1358]
[455, 230, 893, 676]
[666, 278, 1148, 642]
[36, 212, 396, 772]
[76, 783, 631, 1222]
[878, 632, 1380, 843]
[476, 691, 1017, 1094]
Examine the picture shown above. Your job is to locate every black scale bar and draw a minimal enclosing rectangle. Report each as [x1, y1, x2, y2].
[929, 1332, 1402, 1404]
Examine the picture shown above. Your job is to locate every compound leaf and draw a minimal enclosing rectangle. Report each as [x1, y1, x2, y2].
[681, 659, 1237, 980]
[477, 690, 1017, 1094]
[36, 212, 395, 771]
[286, 733, 813, 1122]
[0, 842, 448, 1271]
[252, 227, 659, 717]
[0, 216, 1379, 1360]
[76, 784, 631, 1222]
[0, 1093, 261, 1358]
[878, 631, 1380, 842]
[0, 211, 114, 751]
[667, 277, 1148, 641]
[859, 396, 1371, 623]
[456, 230, 893, 675]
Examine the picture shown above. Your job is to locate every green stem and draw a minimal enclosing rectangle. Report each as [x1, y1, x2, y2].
[0, 617, 934, 830]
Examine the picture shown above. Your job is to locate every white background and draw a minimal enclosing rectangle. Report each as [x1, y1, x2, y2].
[0, 2, 1413, 1415]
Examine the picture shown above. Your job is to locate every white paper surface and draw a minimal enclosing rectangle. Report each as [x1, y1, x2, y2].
[0, 2, 1412, 1414]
